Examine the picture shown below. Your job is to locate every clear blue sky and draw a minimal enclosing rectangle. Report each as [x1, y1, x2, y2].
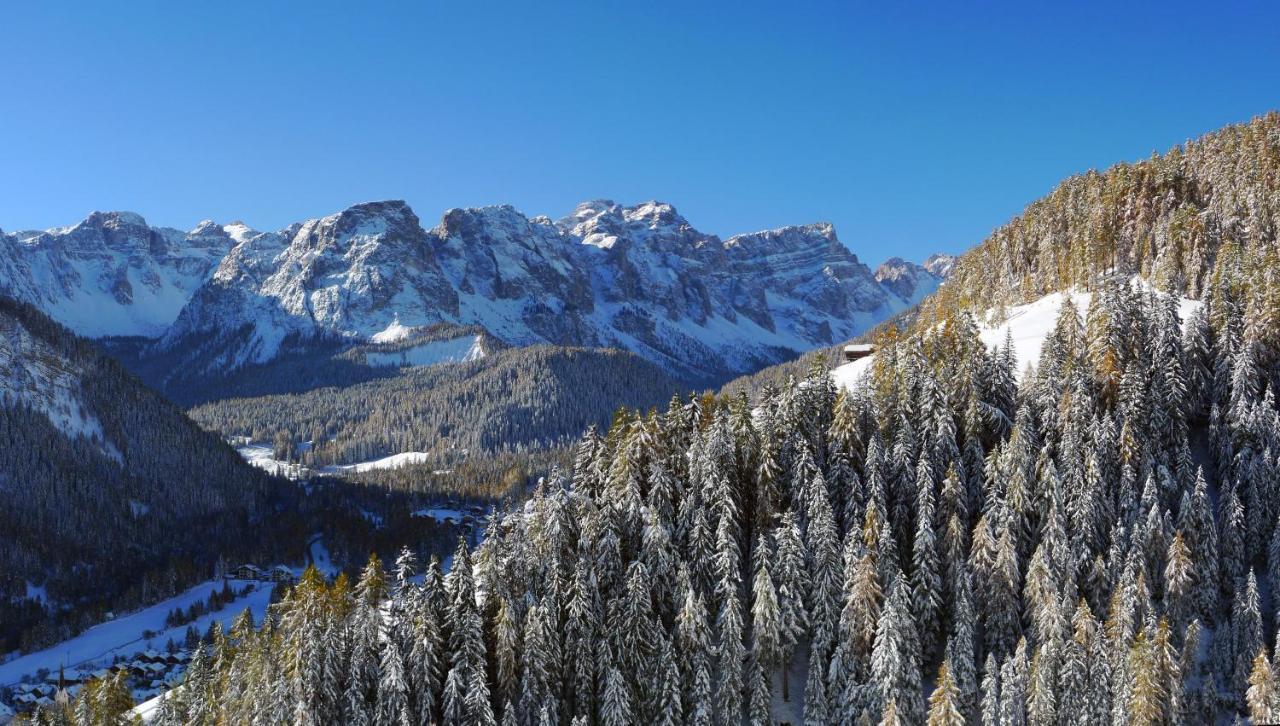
[2, 1, 1276, 263]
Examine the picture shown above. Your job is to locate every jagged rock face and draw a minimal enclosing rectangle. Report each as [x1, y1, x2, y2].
[4, 199, 930, 384]
[0, 309, 114, 455]
[923, 253, 957, 279]
[875, 257, 943, 305]
[168, 201, 461, 365]
[0, 212, 232, 337]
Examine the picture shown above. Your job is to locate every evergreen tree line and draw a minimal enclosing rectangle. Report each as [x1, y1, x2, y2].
[35, 270, 1280, 724]
[925, 112, 1280, 323]
[187, 345, 686, 467]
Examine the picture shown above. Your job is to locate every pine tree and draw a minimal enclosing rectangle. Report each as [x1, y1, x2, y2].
[377, 636, 412, 726]
[871, 576, 923, 723]
[773, 511, 809, 701]
[1247, 649, 1277, 724]
[926, 660, 966, 726]
[601, 666, 633, 726]
[751, 532, 783, 679]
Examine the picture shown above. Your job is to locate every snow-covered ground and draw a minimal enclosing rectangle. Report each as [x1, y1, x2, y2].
[832, 282, 1201, 391]
[236, 445, 433, 478]
[365, 334, 486, 367]
[127, 688, 177, 723]
[369, 315, 414, 344]
[319, 451, 433, 474]
[0, 579, 272, 690]
[235, 444, 300, 477]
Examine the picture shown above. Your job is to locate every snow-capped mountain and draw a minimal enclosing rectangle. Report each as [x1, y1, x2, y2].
[163, 199, 919, 383]
[873, 257, 943, 305]
[0, 212, 233, 338]
[4, 200, 934, 384]
[922, 253, 957, 279]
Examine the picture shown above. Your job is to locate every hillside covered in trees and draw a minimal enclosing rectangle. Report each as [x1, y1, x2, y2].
[48, 258, 1280, 723]
[187, 344, 687, 468]
[0, 296, 301, 655]
[922, 112, 1280, 323]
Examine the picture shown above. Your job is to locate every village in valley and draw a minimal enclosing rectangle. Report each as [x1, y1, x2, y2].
[0, 498, 491, 723]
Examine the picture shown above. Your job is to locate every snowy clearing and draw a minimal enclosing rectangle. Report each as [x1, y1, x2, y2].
[320, 451, 433, 474]
[236, 444, 433, 477]
[365, 334, 486, 368]
[128, 688, 178, 723]
[832, 281, 1201, 391]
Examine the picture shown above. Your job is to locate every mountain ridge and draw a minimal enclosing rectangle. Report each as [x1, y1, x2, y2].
[2, 200, 944, 387]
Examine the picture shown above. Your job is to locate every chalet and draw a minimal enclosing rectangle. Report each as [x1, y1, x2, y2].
[269, 566, 297, 583]
[842, 344, 876, 362]
[230, 564, 265, 580]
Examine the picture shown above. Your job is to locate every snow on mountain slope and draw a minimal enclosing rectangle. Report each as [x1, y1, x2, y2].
[0, 308, 119, 459]
[365, 334, 486, 367]
[0, 577, 273, 690]
[2, 200, 945, 385]
[923, 253, 958, 279]
[159, 199, 919, 383]
[874, 257, 943, 305]
[0, 212, 232, 338]
[832, 280, 1202, 389]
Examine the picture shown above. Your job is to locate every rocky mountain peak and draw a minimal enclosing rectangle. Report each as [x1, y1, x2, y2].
[3, 198, 940, 384]
[923, 253, 957, 279]
[874, 256, 943, 305]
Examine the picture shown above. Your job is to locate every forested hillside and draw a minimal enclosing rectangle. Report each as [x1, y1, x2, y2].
[55, 267, 1280, 724]
[922, 112, 1280, 323]
[0, 297, 298, 654]
[187, 345, 687, 466]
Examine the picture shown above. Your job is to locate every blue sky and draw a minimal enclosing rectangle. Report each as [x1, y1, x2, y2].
[1, 1, 1276, 264]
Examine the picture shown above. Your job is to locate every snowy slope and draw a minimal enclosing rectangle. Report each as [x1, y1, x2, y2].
[0, 307, 119, 459]
[323, 451, 433, 473]
[236, 444, 433, 477]
[150, 199, 925, 383]
[364, 335, 486, 367]
[832, 281, 1202, 390]
[0, 579, 273, 689]
[0, 213, 231, 338]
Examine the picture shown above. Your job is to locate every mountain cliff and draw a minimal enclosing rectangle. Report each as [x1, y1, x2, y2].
[2, 200, 928, 386]
[0, 212, 233, 338]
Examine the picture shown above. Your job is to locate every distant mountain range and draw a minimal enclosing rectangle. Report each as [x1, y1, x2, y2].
[1, 200, 943, 386]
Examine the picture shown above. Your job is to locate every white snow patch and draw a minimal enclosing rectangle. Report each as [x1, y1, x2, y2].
[323, 452, 433, 474]
[128, 687, 178, 723]
[830, 352, 878, 391]
[832, 279, 1202, 391]
[369, 315, 415, 344]
[365, 335, 485, 367]
[235, 444, 298, 477]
